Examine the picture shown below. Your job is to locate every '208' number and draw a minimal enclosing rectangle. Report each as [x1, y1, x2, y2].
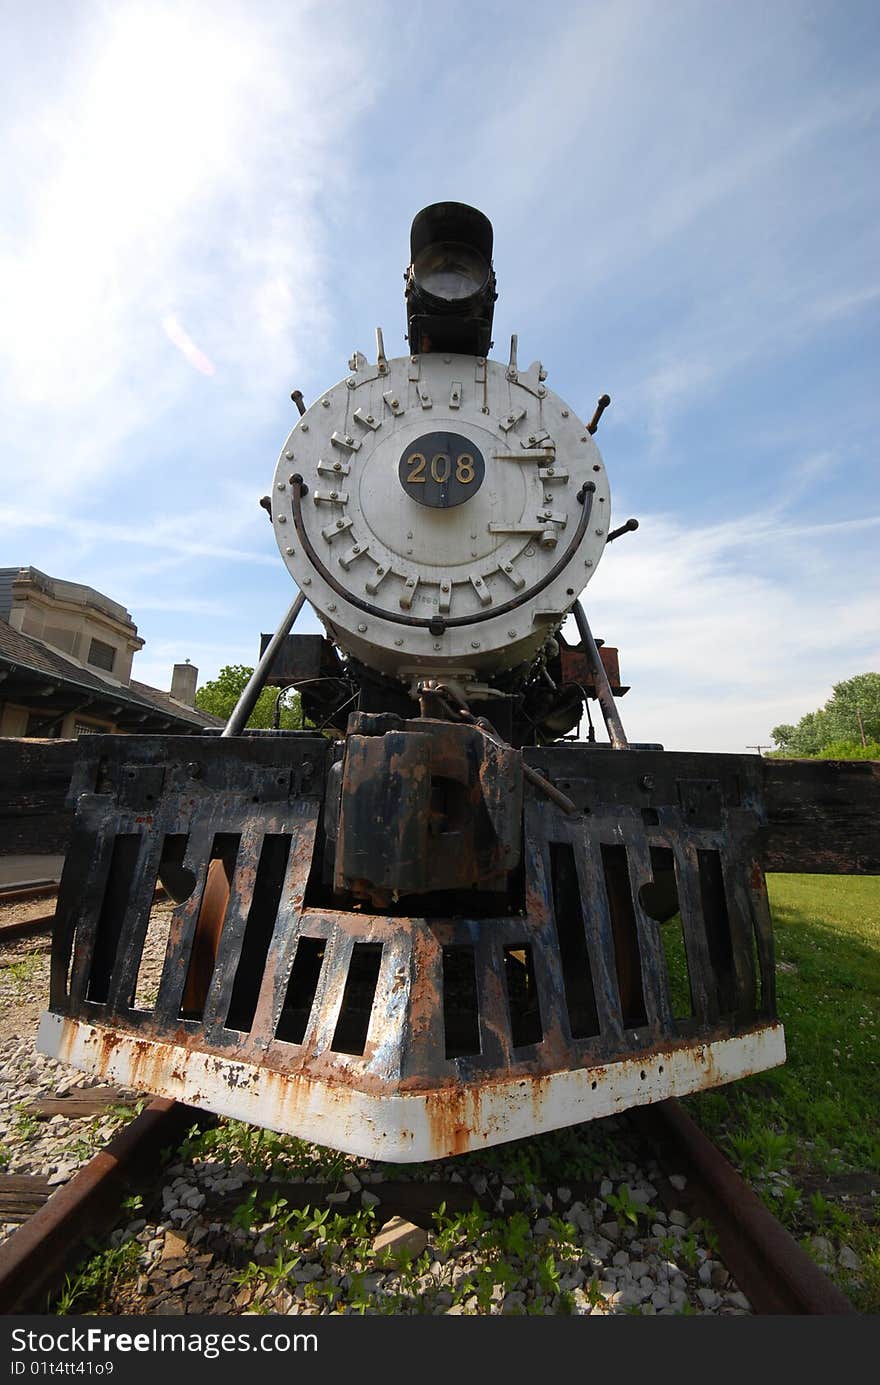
[406, 452, 476, 485]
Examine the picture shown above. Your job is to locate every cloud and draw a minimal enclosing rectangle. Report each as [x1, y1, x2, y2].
[0, 502, 277, 567]
[576, 505, 880, 752]
[0, 1, 381, 496]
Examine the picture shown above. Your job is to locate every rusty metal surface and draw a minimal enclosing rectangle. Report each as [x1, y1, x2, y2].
[335, 714, 523, 904]
[41, 1011, 784, 1162]
[39, 731, 792, 1158]
[0, 912, 55, 943]
[635, 1099, 857, 1315]
[559, 643, 627, 697]
[0, 1098, 206, 1313]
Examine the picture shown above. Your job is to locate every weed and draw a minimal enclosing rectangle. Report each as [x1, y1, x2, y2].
[727, 1128, 791, 1180]
[53, 1241, 140, 1315]
[605, 1184, 642, 1228]
[2, 955, 42, 987]
[676, 1232, 700, 1270]
[13, 1107, 40, 1141]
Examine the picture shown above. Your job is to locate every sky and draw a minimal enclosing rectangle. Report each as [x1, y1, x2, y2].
[1, 0, 878, 753]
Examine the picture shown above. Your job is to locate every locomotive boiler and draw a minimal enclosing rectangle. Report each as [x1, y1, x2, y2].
[40, 203, 870, 1162]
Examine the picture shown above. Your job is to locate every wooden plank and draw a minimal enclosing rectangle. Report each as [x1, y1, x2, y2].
[0, 1175, 52, 1222]
[761, 759, 880, 874]
[25, 1085, 134, 1120]
[0, 738, 77, 855]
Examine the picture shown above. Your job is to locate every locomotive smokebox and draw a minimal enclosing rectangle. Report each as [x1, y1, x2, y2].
[405, 201, 497, 356]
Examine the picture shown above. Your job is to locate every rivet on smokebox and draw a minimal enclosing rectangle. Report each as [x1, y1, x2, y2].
[357, 623, 367, 633]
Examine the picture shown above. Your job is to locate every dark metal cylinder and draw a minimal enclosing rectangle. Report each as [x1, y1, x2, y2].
[222, 592, 307, 737]
[572, 600, 629, 749]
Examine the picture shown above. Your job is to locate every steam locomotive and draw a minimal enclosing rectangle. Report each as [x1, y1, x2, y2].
[40, 204, 867, 1161]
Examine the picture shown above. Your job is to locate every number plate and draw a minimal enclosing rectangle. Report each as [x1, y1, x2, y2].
[398, 432, 485, 508]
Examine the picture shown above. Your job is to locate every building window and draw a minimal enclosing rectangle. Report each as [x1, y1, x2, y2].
[87, 637, 115, 672]
[26, 712, 61, 738]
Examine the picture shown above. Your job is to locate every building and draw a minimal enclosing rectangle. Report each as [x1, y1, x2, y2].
[0, 566, 222, 737]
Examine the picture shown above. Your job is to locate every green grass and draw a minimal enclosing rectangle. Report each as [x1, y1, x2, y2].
[681, 874, 880, 1312]
[53, 1240, 141, 1315]
[1, 954, 43, 988]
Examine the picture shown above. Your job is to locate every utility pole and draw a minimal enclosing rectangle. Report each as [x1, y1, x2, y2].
[855, 709, 867, 748]
[746, 744, 771, 756]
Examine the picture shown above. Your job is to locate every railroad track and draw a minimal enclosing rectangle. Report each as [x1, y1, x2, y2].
[0, 883, 167, 946]
[0, 1095, 856, 1316]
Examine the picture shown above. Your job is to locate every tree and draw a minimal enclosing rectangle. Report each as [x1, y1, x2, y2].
[771, 672, 880, 757]
[194, 664, 303, 730]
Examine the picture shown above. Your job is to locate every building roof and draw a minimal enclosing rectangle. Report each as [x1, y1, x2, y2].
[0, 617, 222, 733]
[0, 566, 136, 628]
